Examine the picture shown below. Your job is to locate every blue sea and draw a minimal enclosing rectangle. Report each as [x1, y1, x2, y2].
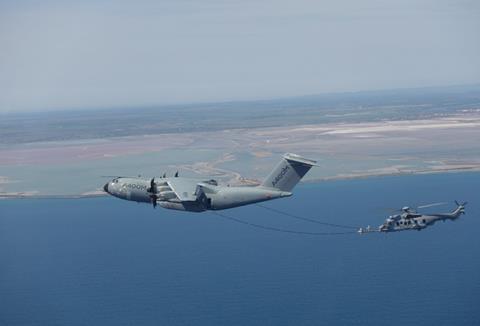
[1, 173, 479, 326]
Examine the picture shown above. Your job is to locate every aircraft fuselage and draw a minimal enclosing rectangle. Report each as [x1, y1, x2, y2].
[104, 177, 291, 211]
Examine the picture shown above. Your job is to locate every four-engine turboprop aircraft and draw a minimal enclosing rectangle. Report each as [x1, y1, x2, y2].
[103, 153, 317, 212]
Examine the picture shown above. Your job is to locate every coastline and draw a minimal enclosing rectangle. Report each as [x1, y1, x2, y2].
[1, 112, 479, 198]
[2, 167, 479, 199]
[305, 164, 480, 183]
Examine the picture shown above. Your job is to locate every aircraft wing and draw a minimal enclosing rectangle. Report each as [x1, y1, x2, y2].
[166, 178, 199, 202]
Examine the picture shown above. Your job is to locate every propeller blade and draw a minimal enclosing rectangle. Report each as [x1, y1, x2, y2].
[150, 194, 157, 208]
[455, 200, 459, 206]
[147, 178, 157, 194]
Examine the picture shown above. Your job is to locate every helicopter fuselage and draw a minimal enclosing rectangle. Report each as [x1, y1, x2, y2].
[359, 203, 467, 234]
[378, 206, 465, 232]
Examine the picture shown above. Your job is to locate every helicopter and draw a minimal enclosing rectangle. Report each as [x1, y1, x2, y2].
[359, 201, 468, 233]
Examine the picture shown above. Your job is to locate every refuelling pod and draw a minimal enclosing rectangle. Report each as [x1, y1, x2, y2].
[158, 201, 205, 212]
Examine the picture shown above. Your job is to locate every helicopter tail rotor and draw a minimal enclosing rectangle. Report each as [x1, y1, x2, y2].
[455, 200, 468, 207]
[454, 200, 468, 215]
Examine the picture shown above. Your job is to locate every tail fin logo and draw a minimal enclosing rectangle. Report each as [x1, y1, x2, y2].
[272, 165, 290, 187]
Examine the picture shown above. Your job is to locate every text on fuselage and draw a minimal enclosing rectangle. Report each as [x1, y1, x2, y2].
[272, 165, 290, 187]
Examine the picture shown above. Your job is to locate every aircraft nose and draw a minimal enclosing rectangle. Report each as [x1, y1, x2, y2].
[103, 183, 109, 193]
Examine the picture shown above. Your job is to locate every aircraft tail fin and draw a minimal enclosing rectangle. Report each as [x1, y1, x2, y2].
[261, 153, 317, 192]
[453, 200, 468, 216]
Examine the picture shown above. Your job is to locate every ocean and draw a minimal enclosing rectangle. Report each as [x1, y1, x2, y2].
[1, 172, 479, 326]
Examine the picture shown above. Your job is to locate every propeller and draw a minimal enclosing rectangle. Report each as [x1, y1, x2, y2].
[146, 178, 154, 192]
[455, 200, 468, 207]
[195, 185, 211, 209]
[147, 178, 158, 209]
[174, 171, 179, 177]
[150, 196, 157, 208]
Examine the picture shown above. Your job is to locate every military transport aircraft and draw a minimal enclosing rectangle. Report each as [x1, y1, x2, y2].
[103, 153, 317, 212]
[358, 201, 468, 233]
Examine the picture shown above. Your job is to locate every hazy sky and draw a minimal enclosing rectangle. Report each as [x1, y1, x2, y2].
[1, 0, 479, 112]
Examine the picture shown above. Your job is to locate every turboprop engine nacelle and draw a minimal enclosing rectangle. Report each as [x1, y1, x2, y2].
[159, 191, 176, 200]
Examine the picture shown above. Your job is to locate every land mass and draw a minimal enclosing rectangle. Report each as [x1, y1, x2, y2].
[1, 85, 480, 197]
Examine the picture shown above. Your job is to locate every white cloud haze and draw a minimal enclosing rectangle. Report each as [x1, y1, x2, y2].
[1, 0, 479, 112]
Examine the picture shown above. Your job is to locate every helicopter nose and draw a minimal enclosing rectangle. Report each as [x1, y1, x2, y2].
[103, 183, 109, 193]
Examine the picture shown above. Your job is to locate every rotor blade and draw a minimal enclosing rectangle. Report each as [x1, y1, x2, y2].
[416, 202, 448, 209]
[377, 207, 403, 213]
